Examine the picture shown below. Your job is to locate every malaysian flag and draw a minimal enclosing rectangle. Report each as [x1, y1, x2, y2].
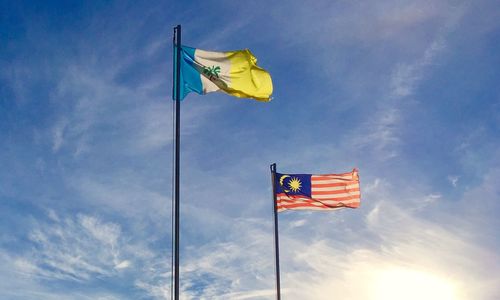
[274, 169, 360, 212]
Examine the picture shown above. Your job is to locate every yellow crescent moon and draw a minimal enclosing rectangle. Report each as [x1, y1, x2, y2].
[279, 175, 291, 192]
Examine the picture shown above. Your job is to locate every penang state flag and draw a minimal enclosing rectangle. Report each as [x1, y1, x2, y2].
[177, 46, 273, 101]
[275, 169, 361, 212]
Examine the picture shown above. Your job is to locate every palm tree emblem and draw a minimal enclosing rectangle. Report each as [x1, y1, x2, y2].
[202, 65, 221, 80]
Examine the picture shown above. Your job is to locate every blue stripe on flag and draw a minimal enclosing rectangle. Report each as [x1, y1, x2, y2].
[179, 46, 203, 100]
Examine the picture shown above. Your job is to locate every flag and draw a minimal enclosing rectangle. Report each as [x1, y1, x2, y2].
[274, 169, 361, 212]
[175, 46, 273, 101]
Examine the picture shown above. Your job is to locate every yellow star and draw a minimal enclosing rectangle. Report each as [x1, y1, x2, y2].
[288, 177, 302, 192]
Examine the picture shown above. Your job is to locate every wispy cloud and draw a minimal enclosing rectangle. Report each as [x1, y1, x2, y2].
[448, 175, 459, 187]
[180, 218, 274, 299]
[390, 3, 466, 98]
[0, 252, 123, 300]
[350, 107, 401, 161]
[51, 118, 68, 153]
[18, 213, 130, 282]
[1, 1, 498, 299]
[390, 38, 446, 97]
[1, 209, 176, 299]
[128, 167, 499, 299]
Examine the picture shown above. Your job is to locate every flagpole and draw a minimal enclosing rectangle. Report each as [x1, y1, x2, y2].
[173, 24, 181, 300]
[270, 163, 281, 300]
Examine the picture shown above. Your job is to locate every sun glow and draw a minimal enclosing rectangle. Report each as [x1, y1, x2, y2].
[372, 268, 458, 300]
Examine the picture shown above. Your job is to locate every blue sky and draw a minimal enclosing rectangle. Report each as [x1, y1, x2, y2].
[1, 0, 499, 299]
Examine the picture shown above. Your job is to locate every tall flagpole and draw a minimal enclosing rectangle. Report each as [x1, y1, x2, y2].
[173, 24, 181, 300]
[270, 163, 281, 300]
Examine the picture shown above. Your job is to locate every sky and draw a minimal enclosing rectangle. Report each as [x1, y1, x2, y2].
[1, 0, 499, 299]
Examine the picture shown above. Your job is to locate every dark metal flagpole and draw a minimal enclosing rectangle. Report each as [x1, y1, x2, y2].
[270, 163, 281, 300]
[173, 24, 181, 300]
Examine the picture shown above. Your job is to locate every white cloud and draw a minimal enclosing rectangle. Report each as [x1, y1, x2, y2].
[390, 37, 445, 98]
[19, 214, 129, 282]
[46, 209, 60, 222]
[51, 118, 68, 153]
[179, 218, 275, 299]
[274, 200, 498, 299]
[350, 107, 401, 161]
[0, 251, 125, 300]
[68, 174, 169, 221]
[424, 193, 442, 202]
[114, 260, 131, 270]
[222, 289, 276, 299]
[289, 219, 306, 229]
[45, 59, 218, 160]
[78, 214, 121, 246]
[134, 280, 170, 300]
[448, 175, 459, 187]
[124, 168, 500, 300]
[389, 4, 466, 98]
[0, 211, 166, 298]
[133, 249, 173, 300]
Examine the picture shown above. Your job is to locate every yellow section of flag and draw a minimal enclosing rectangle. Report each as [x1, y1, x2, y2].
[179, 46, 273, 101]
[224, 49, 273, 101]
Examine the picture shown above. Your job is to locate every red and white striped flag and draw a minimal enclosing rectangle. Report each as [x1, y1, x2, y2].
[274, 169, 360, 212]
